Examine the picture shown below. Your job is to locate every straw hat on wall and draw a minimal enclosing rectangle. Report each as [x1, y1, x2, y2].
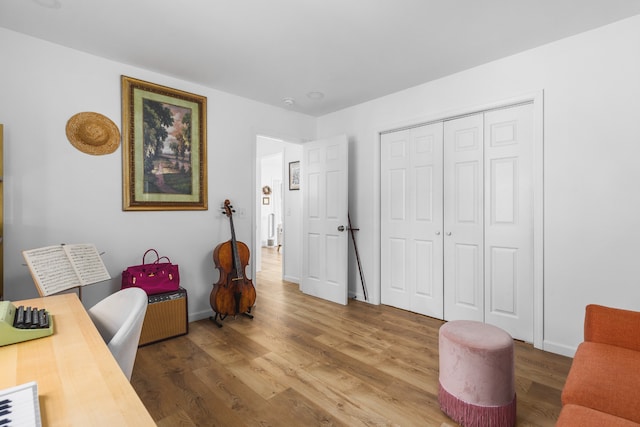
[66, 112, 121, 155]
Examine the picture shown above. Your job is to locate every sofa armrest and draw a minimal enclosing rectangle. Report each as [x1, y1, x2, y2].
[585, 304, 640, 351]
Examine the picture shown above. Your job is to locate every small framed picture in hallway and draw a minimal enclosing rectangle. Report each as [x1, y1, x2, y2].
[121, 75, 208, 211]
[289, 161, 300, 190]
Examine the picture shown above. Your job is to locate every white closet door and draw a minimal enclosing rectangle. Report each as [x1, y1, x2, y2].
[484, 104, 534, 342]
[380, 123, 444, 317]
[379, 103, 536, 342]
[443, 114, 484, 322]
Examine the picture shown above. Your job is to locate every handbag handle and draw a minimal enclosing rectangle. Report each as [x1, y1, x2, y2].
[142, 249, 160, 265]
[142, 249, 173, 265]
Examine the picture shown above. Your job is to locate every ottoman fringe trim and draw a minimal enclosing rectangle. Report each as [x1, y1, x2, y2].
[438, 382, 516, 427]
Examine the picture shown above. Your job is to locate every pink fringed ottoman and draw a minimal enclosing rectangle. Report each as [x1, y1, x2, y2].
[438, 320, 516, 427]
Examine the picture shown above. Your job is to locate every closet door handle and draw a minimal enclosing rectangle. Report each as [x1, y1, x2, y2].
[446, 232, 452, 236]
[435, 231, 441, 236]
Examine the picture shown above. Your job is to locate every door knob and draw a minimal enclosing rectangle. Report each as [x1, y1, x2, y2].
[435, 231, 441, 235]
[446, 232, 452, 236]
[338, 225, 345, 232]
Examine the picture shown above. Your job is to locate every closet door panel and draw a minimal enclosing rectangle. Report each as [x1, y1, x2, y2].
[389, 237, 407, 294]
[454, 243, 481, 306]
[381, 131, 411, 310]
[484, 104, 534, 342]
[444, 114, 484, 322]
[381, 123, 444, 318]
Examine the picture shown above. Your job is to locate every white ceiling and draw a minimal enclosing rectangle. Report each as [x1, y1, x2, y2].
[2, 0, 640, 116]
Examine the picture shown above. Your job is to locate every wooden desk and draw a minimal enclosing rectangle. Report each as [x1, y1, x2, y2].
[0, 293, 156, 426]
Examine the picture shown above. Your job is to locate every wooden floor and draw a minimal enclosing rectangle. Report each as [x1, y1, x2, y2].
[131, 247, 572, 426]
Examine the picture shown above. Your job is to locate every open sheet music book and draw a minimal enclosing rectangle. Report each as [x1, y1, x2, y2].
[22, 243, 111, 296]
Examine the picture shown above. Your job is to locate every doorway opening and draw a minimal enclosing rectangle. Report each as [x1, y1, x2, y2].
[255, 135, 303, 284]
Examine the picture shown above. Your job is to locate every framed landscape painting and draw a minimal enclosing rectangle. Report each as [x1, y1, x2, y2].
[121, 76, 207, 210]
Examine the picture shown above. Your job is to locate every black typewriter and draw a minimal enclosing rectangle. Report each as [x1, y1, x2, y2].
[0, 301, 54, 346]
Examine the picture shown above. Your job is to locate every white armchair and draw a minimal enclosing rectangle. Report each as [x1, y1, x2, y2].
[88, 287, 148, 380]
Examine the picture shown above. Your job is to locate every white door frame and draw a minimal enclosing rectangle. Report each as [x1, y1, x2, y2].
[373, 91, 544, 349]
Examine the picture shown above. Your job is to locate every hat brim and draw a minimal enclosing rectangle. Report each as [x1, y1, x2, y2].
[66, 112, 121, 155]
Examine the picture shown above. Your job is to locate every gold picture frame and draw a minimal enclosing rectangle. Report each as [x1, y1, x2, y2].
[121, 76, 207, 211]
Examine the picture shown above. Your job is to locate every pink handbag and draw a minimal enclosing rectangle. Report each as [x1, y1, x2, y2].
[121, 249, 180, 295]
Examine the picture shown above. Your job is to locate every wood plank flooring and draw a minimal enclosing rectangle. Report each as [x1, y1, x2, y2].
[131, 247, 572, 426]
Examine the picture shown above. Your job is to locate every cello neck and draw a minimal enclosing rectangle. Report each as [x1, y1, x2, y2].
[223, 199, 244, 280]
[228, 214, 244, 280]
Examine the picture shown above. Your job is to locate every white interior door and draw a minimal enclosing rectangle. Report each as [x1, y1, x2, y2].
[443, 114, 485, 322]
[483, 104, 534, 342]
[301, 135, 349, 305]
[380, 123, 444, 317]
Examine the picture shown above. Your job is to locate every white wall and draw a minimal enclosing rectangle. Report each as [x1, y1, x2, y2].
[317, 15, 640, 356]
[0, 28, 316, 320]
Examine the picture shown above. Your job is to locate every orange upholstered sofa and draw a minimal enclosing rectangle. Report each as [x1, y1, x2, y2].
[557, 304, 640, 426]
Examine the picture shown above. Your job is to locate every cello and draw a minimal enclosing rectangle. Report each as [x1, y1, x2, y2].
[209, 199, 256, 327]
